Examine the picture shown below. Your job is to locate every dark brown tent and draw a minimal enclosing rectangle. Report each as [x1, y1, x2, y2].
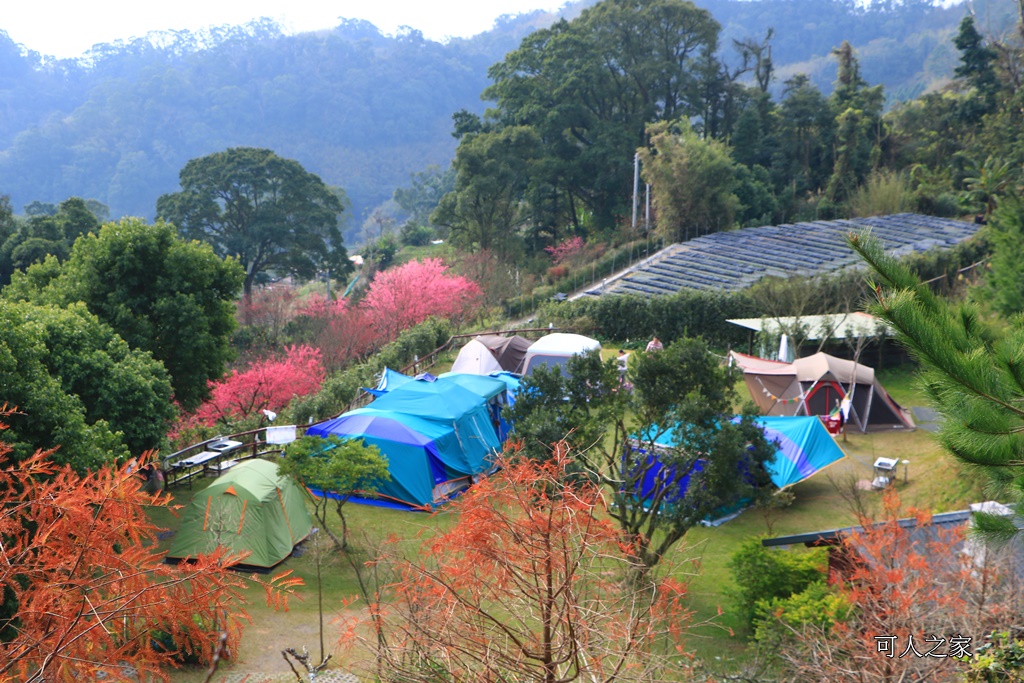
[475, 335, 532, 374]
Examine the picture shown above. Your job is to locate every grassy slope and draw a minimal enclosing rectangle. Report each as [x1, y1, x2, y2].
[163, 354, 987, 680]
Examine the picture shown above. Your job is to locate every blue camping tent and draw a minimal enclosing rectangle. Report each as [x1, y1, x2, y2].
[437, 372, 514, 440]
[634, 415, 845, 512]
[306, 407, 499, 509]
[369, 378, 499, 438]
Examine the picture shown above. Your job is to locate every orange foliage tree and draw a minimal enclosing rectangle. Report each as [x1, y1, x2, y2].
[0, 408, 301, 683]
[344, 443, 701, 683]
[767, 490, 1021, 683]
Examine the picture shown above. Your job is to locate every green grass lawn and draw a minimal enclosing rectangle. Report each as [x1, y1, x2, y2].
[161, 355, 984, 680]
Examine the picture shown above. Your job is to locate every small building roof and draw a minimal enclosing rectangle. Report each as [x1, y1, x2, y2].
[762, 509, 974, 548]
[726, 312, 888, 341]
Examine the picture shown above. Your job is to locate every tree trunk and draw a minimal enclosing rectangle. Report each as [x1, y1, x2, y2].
[334, 501, 349, 551]
[315, 507, 345, 553]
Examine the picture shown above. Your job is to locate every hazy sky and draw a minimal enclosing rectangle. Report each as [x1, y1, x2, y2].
[3, 0, 566, 59]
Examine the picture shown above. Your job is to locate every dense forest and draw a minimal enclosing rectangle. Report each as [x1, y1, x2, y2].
[0, 0, 1008, 241]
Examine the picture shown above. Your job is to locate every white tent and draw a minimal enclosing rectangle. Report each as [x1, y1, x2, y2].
[521, 333, 602, 375]
[450, 339, 503, 376]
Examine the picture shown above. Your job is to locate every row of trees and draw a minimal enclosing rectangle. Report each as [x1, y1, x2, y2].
[0, 142, 495, 467]
[419, 0, 1021, 277]
[0, 0, 971, 228]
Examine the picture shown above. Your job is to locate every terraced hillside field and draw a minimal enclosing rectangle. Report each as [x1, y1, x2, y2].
[599, 214, 979, 297]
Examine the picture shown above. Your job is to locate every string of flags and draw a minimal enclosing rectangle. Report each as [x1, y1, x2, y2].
[760, 386, 805, 404]
[756, 377, 808, 405]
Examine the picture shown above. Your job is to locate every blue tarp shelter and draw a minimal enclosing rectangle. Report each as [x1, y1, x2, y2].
[306, 405, 499, 509]
[362, 367, 415, 398]
[755, 416, 845, 488]
[487, 372, 522, 439]
[634, 415, 845, 512]
[437, 372, 514, 440]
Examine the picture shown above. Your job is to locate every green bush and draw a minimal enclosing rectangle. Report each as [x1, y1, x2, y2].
[535, 289, 759, 348]
[399, 222, 434, 247]
[964, 632, 1024, 681]
[727, 538, 828, 628]
[753, 581, 852, 648]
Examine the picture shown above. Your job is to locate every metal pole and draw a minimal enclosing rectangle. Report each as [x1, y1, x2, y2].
[645, 184, 650, 232]
[632, 153, 640, 230]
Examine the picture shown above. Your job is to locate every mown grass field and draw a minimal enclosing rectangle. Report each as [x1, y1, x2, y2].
[162, 357, 985, 681]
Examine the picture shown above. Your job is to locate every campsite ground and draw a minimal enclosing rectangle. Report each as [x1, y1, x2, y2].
[161, 358, 985, 681]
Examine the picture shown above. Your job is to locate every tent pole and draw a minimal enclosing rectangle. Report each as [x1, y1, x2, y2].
[860, 386, 874, 433]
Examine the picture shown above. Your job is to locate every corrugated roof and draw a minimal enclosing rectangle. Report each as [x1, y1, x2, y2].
[726, 312, 887, 340]
[601, 214, 979, 297]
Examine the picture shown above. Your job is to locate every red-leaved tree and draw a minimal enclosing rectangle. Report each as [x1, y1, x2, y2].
[360, 258, 481, 342]
[343, 442, 701, 683]
[544, 235, 586, 265]
[295, 295, 379, 372]
[0, 407, 302, 682]
[192, 344, 325, 428]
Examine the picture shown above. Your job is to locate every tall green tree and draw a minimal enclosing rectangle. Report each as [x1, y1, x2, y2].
[772, 74, 833, 198]
[953, 15, 1000, 119]
[507, 342, 775, 573]
[0, 300, 129, 470]
[431, 126, 540, 258]
[825, 42, 885, 206]
[156, 147, 350, 299]
[639, 119, 740, 242]
[459, 0, 722, 235]
[849, 219, 1024, 541]
[5, 219, 243, 410]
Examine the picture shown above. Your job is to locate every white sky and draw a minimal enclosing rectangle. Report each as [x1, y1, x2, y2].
[3, 0, 567, 59]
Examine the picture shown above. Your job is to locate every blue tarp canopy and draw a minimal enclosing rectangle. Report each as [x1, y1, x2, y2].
[371, 378, 502, 457]
[633, 416, 845, 513]
[306, 405, 499, 509]
[438, 372, 508, 401]
[370, 377, 494, 423]
[361, 367, 415, 398]
[437, 372, 514, 440]
[754, 416, 845, 488]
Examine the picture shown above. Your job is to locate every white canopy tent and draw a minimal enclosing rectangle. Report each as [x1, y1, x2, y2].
[521, 333, 602, 375]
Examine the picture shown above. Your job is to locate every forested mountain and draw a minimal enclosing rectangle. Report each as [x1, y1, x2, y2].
[0, 0, 1002, 240]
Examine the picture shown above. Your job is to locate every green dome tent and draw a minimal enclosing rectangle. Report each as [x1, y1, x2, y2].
[167, 459, 313, 569]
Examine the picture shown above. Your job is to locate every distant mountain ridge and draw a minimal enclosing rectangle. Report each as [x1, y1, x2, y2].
[0, 0, 993, 239]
